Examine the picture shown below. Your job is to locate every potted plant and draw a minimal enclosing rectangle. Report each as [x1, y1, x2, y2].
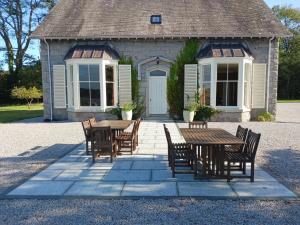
[194, 105, 221, 121]
[121, 103, 135, 120]
[183, 102, 198, 122]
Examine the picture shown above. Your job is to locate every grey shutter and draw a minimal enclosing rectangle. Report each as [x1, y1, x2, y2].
[53, 65, 66, 108]
[252, 63, 267, 108]
[118, 65, 132, 106]
[184, 64, 198, 107]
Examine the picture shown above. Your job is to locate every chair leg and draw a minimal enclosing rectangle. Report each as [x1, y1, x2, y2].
[131, 141, 133, 155]
[227, 161, 231, 182]
[92, 149, 95, 163]
[250, 162, 255, 182]
[243, 162, 246, 174]
[86, 140, 89, 155]
[110, 151, 113, 163]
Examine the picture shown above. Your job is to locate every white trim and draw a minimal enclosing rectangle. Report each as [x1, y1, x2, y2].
[137, 56, 174, 80]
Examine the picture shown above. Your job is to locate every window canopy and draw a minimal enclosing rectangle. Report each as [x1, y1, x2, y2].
[64, 45, 120, 60]
[197, 43, 253, 59]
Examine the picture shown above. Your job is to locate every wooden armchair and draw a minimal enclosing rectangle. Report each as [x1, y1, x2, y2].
[90, 126, 116, 163]
[189, 121, 208, 129]
[81, 120, 92, 155]
[115, 120, 138, 155]
[164, 124, 197, 177]
[225, 130, 261, 182]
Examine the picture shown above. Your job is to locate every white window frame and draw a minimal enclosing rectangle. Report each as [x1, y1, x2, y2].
[198, 57, 253, 112]
[65, 58, 118, 112]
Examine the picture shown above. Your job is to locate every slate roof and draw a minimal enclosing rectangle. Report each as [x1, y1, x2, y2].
[197, 43, 252, 59]
[64, 45, 120, 60]
[31, 0, 291, 39]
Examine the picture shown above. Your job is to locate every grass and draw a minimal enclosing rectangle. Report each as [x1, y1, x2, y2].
[0, 103, 43, 123]
[278, 100, 300, 103]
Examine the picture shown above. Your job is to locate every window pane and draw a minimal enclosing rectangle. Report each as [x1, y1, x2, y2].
[216, 82, 227, 106]
[228, 64, 238, 80]
[90, 83, 100, 106]
[203, 65, 211, 82]
[227, 82, 238, 106]
[202, 83, 210, 106]
[217, 64, 227, 80]
[90, 65, 100, 81]
[150, 70, 166, 76]
[80, 82, 90, 106]
[106, 65, 114, 82]
[79, 65, 89, 81]
[106, 83, 114, 106]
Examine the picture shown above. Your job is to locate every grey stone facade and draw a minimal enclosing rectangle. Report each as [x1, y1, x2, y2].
[40, 38, 279, 122]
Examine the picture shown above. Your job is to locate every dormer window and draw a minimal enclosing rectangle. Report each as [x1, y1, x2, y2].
[150, 15, 161, 24]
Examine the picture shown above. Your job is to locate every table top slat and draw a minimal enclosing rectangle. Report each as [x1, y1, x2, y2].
[91, 120, 134, 130]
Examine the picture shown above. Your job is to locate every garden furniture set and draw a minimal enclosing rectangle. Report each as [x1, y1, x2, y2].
[164, 122, 261, 182]
[81, 118, 141, 163]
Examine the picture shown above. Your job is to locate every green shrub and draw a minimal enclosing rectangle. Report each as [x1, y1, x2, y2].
[122, 103, 135, 112]
[184, 102, 199, 112]
[257, 112, 274, 122]
[11, 86, 42, 109]
[111, 107, 122, 120]
[194, 105, 220, 121]
[167, 39, 199, 118]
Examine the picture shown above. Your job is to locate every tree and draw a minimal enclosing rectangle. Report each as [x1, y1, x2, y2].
[11, 86, 42, 108]
[0, 0, 56, 75]
[272, 6, 300, 99]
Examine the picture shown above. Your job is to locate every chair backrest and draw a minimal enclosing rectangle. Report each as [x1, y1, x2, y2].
[163, 124, 172, 147]
[244, 130, 261, 159]
[236, 125, 248, 141]
[189, 121, 208, 129]
[89, 117, 97, 126]
[91, 126, 113, 150]
[81, 120, 91, 138]
[135, 118, 141, 134]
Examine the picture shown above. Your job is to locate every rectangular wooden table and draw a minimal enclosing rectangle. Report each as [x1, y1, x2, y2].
[90, 120, 134, 138]
[180, 128, 245, 179]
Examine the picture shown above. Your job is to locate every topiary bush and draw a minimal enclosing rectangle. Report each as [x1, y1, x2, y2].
[257, 112, 274, 122]
[167, 39, 199, 118]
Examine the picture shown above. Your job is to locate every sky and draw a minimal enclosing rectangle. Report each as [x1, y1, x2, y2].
[0, 0, 300, 70]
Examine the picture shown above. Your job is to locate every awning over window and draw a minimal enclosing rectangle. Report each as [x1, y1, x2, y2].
[197, 43, 252, 59]
[65, 45, 120, 60]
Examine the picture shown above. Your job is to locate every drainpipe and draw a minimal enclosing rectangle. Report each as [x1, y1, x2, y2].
[44, 38, 53, 121]
[266, 37, 275, 113]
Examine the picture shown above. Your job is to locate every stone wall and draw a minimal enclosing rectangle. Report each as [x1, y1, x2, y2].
[40, 38, 279, 122]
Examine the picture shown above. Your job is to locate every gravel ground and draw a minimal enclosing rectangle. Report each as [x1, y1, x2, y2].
[0, 199, 299, 225]
[277, 103, 300, 123]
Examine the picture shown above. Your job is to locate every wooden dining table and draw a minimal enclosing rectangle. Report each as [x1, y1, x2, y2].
[180, 128, 245, 179]
[90, 120, 134, 139]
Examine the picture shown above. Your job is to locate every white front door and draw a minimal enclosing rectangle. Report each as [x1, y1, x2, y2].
[149, 72, 167, 114]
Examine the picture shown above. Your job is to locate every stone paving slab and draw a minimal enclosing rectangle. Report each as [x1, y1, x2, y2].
[122, 182, 177, 196]
[55, 169, 107, 181]
[132, 161, 169, 170]
[178, 182, 237, 197]
[231, 181, 297, 197]
[152, 170, 195, 182]
[30, 169, 63, 181]
[8, 181, 73, 196]
[103, 170, 151, 181]
[65, 181, 124, 196]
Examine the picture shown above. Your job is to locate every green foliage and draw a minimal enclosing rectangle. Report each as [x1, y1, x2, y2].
[11, 86, 42, 109]
[194, 105, 220, 121]
[184, 102, 199, 112]
[110, 107, 122, 120]
[122, 102, 135, 112]
[257, 112, 274, 122]
[167, 39, 199, 118]
[272, 6, 300, 100]
[119, 56, 145, 118]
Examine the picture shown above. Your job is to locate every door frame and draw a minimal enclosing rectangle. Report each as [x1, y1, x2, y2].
[146, 66, 169, 117]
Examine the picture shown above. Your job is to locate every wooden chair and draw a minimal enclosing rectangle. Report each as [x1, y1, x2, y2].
[90, 126, 116, 163]
[81, 120, 92, 155]
[121, 118, 141, 146]
[164, 124, 197, 177]
[225, 130, 261, 182]
[116, 120, 138, 155]
[163, 124, 172, 166]
[189, 121, 208, 129]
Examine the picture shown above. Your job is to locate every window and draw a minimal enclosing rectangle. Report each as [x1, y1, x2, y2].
[105, 65, 115, 106]
[244, 63, 251, 108]
[150, 15, 161, 24]
[200, 65, 211, 105]
[79, 64, 100, 106]
[216, 64, 238, 106]
[150, 70, 166, 76]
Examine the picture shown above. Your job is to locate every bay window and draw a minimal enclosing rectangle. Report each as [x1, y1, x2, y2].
[200, 64, 211, 106]
[244, 63, 251, 109]
[105, 65, 115, 106]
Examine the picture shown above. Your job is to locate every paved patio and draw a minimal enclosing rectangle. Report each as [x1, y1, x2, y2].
[8, 120, 296, 198]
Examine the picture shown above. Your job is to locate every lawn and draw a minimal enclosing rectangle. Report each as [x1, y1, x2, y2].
[278, 100, 300, 103]
[0, 103, 43, 123]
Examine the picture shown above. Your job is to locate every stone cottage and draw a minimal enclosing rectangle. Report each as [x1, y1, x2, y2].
[31, 0, 290, 121]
